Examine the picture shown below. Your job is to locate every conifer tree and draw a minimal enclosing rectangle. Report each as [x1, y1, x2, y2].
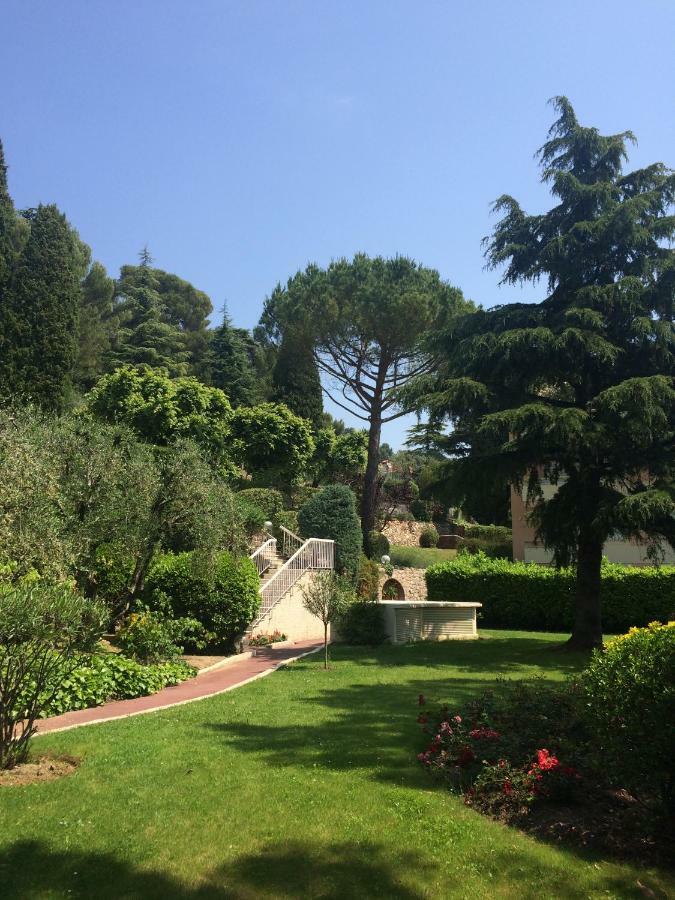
[107, 249, 189, 375]
[74, 261, 116, 390]
[415, 98, 675, 649]
[272, 327, 323, 426]
[208, 310, 257, 407]
[0, 204, 88, 411]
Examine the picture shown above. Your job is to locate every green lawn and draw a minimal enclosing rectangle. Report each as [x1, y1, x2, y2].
[390, 544, 457, 568]
[0, 631, 671, 899]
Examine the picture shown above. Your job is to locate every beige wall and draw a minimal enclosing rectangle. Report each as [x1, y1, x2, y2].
[511, 483, 675, 566]
[250, 571, 328, 642]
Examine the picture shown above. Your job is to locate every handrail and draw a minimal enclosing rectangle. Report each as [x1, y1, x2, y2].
[249, 536, 277, 576]
[279, 524, 303, 559]
[255, 537, 334, 622]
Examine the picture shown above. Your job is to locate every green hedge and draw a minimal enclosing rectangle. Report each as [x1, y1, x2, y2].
[338, 602, 387, 645]
[39, 653, 195, 717]
[425, 553, 675, 633]
[143, 551, 260, 650]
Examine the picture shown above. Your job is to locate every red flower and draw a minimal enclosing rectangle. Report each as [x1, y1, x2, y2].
[457, 745, 475, 767]
[503, 779, 512, 795]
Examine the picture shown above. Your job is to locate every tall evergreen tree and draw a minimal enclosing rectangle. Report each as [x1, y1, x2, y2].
[272, 327, 323, 426]
[415, 98, 675, 649]
[152, 268, 212, 377]
[107, 250, 189, 375]
[0, 204, 88, 411]
[208, 310, 257, 407]
[74, 261, 116, 390]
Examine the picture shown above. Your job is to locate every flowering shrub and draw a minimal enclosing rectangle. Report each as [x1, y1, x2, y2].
[416, 688, 582, 811]
[248, 630, 287, 647]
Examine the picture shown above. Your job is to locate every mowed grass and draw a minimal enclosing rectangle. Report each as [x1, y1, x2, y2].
[0, 632, 672, 899]
[390, 544, 457, 568]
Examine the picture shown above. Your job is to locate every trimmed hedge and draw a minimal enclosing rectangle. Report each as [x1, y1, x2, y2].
[368, 531, 390, 560]
[425, 553, 675, 633]
[143, 551, 260, 650]
[419, 525, 439, 548]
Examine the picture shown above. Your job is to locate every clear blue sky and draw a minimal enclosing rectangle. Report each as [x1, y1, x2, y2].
[2, 1, 674, 446]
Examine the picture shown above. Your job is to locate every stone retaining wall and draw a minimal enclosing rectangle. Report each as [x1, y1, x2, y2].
[383, 520, 431, 547]
[378, 567, 427, 601]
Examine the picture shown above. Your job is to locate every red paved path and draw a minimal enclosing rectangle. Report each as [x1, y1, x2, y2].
[36, 640, 322, 735]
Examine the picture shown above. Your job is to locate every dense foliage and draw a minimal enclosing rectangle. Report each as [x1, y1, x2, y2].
[39, 653, 195, 717]
[117, 607, 208, 663]
[298, 484, 362, 578]
[338, 601, 387, 645]
[426, 553, 675, 633]
[419, 525, 439, 548]
[142, 551, 260, 650]
[229, 402, 315, 488]
[579, 621, 675, 811]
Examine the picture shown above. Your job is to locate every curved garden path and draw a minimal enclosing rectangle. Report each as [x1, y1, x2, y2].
[36, 640, 322, 735]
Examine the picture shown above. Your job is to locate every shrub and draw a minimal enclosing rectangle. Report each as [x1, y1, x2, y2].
[39, 653, 195, 717]
[464, 524, 512, 542]
[276, 509, 299, 537]
[117, 607, 209, 663]
[419, 525, 439, 548]
[298, 484, 362, 578]
[235, 488, 284, 522]
[143, 551, 260, 650]
[338, 601, 387, 645]
[0, 583, 108, 768]
[233, 497, 267, 539]
[356, 555, 380, 601]
[425, 553, 675, 633]
[368, 531, 390, 560]
[248, 630, 287, 647]
[459, 536, 512, 559]
[410, 498, 430, 521]
[579, 621, 675, 810]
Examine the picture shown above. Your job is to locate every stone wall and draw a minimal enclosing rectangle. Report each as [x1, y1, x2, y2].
[378, 567, 427, 601]
[383, 520, 431, 547]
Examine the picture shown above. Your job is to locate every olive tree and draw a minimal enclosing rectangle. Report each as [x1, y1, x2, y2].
[301, 572, 351, 669]
[0, 584, 107, 768]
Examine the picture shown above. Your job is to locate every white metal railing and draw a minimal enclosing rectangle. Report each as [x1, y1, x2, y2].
[250, 537, 277, 577]
[279, 525, 303, 559]
[254, 538, 334, 623]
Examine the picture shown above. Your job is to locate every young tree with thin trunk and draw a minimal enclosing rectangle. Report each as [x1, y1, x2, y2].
[301, 571, 351, 669]
[260, 255, 469, 553]
[412, 98, 675, 650]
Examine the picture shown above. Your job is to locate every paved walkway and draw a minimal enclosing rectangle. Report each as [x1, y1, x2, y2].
[36, 640, 323, 735]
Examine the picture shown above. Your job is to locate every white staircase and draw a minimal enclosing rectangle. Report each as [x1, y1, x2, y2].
[248, 526, 334, 631]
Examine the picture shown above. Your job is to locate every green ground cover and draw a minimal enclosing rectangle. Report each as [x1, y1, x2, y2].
[0, 631, 671, 899]
[390, 544, 457, 568]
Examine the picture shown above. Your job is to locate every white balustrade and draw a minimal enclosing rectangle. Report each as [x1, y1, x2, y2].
[257, 538, 334, 618]
[249, 537, 277, 576]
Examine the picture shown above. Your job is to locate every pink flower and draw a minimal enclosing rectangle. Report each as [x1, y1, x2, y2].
[453, 715, 462, 724]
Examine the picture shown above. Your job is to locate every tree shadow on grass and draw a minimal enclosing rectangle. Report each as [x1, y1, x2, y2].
[327, 636, 589, 676]
[0, 838, 430, 899]
[0, 838, 661, 899]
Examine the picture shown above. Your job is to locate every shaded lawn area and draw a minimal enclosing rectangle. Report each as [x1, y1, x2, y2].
[0, 631, 672, 899]
[390, 545, 457, 568]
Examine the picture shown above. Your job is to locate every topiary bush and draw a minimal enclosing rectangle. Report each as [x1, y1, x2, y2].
[298, 484, 362, 578]
[356, 555, 380, 602]
[419, 525, 439, 548]
[338, 601, 387, 645]
[235, 488, 284, 522]
[425, 553, 675, 633]
[367, 531, 390, 560]
[142, 551, 260, 650]
[579, 621, 675, 811]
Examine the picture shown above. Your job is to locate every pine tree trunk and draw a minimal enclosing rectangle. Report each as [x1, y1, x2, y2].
[566, 530, 604, 650]
[361, 411, 382, 556]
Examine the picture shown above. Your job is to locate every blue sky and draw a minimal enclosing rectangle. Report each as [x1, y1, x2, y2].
[2, 1, 674, 446]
